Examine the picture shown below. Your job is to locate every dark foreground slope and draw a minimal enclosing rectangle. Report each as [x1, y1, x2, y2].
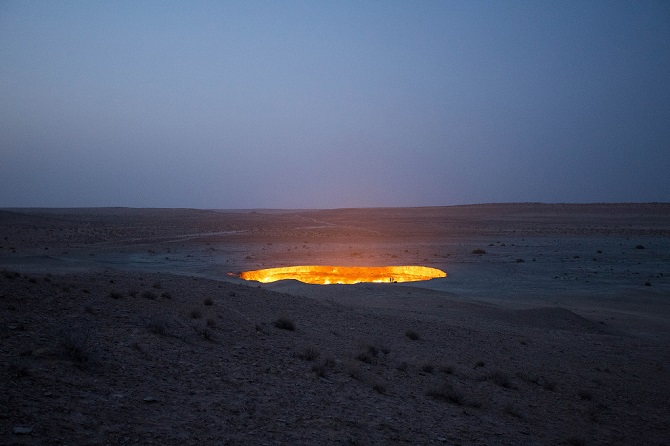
[2, 269, 668, 445]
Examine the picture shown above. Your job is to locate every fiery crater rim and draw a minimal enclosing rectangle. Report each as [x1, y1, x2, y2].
[238, 265, 447, 285]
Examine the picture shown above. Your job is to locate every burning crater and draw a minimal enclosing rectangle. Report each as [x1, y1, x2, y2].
[239, 265, 446, 285]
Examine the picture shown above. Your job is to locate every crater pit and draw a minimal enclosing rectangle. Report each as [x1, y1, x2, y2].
[239, 265, 446, 285]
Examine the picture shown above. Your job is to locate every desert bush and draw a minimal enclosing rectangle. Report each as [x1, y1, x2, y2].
[109, 290, 123, 299]
[439, 365, 455, 375]
[635, 244, 644, 249]
[503, 403, 522, 418]
[372, 383, 386, 394]
[273, 317, 295, 331]
[578, 390, 592, 401]
[566, 436, 586, 446]
[356, 352, 373, 364]
[152, 281, 162, 289]
[206, 318, 217, 328]
[428, 382, 463, 405]
[59, 326, 94, 367]
[490, 370, 512, 388]
[161, 291, 172, 299]
[8, 363, 31, 379]
[474, 360, 485, 368]
[128, 289, 139, 297]
[587, 405, 599, 423]
[515, 258, 525, 263]
[312, 362, 328, 378]
[472, 248, 486, 255]
[405, 330, 420, 340]
[2, 270, 19, 279]
[190, 309, 202, 319]
[366, 345, 379, 357]
[542, 378, 557, 391]
[142, 290, 157, 300]
[348, 365, 363, 381]
[147, 317, 169, 335]
[299, 346, 320, 361]
[397, 361, 409, 372]
[203, 297, 214, 306]
[421, 364, 434, 374]
[255, 323, 271, 335]
[198, 327, 213, 341]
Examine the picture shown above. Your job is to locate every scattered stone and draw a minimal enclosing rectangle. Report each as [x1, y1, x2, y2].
[32, 347, 51, 357]
[13, 426, 33, 435]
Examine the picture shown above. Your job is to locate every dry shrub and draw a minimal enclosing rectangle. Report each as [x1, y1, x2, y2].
[372, 383, 386, 394]
[405, 330, 420, 340]
[142, 290, 157, 300]
[490, 370, 512, 388]
[440, 365, 455, 375]
[273, 317, 295, 331]
[428, 382, 463, 405]
[59, 325, 94, 367]
[356, 352, 373, 364]
[299, 346, 320, 361]
[503, 403, 522, 418]
[312, 362, 328, 378]
[421, 364, 434, 374]
[147, 317, 169, 335]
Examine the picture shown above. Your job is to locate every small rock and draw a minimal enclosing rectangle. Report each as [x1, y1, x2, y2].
[32, 347, 50, 357]
[13, 426, 33, 435]
[143, 396, 158, 403]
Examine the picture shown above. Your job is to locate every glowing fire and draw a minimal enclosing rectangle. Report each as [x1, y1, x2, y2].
[239, 265, 446, 285]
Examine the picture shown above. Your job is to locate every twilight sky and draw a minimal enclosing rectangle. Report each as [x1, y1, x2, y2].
[1, 1, 669, 209]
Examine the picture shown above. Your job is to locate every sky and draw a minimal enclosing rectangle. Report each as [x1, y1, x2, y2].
[1, 1, 669, 209]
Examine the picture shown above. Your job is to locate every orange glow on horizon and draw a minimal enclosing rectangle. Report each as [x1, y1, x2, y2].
[239, 265, 446, 285]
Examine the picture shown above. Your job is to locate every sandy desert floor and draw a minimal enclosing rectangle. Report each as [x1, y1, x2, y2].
[1, 203, 669, 445]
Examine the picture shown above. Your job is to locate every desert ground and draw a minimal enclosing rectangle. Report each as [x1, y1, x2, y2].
[1, 203, 669, 445]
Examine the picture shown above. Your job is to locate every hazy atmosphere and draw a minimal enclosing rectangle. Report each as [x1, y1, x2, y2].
[1, 1, 669, 208]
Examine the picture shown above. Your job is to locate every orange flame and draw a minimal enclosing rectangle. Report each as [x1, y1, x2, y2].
[239, 265, 446, 285]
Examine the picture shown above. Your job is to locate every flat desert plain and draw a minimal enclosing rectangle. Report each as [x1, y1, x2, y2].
[1, 203, 669, 445]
